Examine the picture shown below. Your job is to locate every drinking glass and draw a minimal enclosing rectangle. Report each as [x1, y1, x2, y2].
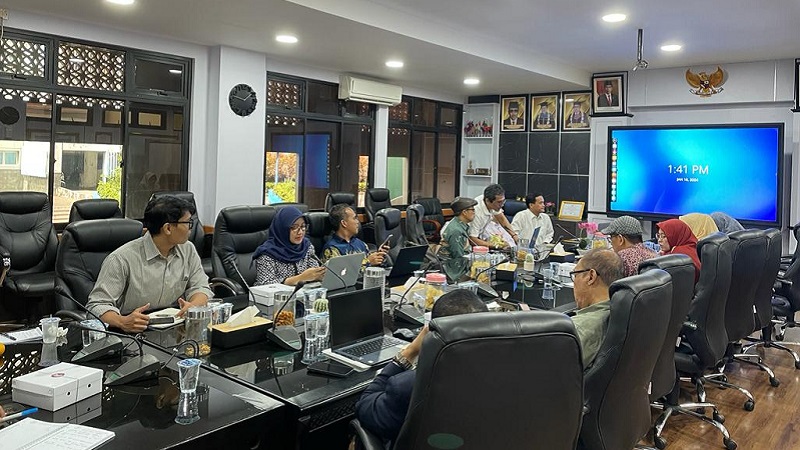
[177, 358, 202, 394]
[302, 314, 321, 364]
[80, 319, 105, 347]
[39, 317, 60, 344]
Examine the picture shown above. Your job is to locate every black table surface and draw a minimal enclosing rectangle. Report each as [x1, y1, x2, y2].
[0, 328, 288, 450]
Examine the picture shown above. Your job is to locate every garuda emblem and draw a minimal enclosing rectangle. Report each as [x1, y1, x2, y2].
[686, 66, 725, 97]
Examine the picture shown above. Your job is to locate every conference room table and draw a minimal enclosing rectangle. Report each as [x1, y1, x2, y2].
[0, 327, 289, 449]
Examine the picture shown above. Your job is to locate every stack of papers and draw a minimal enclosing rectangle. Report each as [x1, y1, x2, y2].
[0, 418, 114, 450]
[0, 328, 43, 345]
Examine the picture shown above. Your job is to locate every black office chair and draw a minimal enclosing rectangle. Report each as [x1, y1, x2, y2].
[305, 211, 331, 258]
[739, 229, 797, 368]
[324, 192, 356, 212]
[352, 310, 584, 450]
[639, 254, 708, 449]
[150, 191, 212, 277]
[68, 199, 122, 223]
[578, 270, 672, 450]
[211, 205, 276, 294]
[503, 199, 527, 224]
[365, 188, 391, 223]
[704, 229, 773, 407]
[273, 202, 309, 214]
[768, 229, 800, 369]
[412, 197, 444, 243]
[54, 218, 144, 321]
[374, 207, 403, 262]
[0, 192, 58, 321]
[673, 233, 737, 449]
[403, 204, 427, 247]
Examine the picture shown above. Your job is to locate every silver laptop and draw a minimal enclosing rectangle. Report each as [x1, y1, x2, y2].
[329, 287, 407, 366]
[321, 252, 364, 291]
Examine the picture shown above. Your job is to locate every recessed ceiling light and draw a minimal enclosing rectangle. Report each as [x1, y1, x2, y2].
[106, 0, 135, 5]
[169, 69, 182, 75]
[660, 44, 682, 52]
[602, 13, 626, 23]
[385, 60, 404, 68]
[463, 78, 480, 85]
[275, 35, 298, 44]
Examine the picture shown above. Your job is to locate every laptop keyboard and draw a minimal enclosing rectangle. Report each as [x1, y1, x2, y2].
[344, 337, 402, 358]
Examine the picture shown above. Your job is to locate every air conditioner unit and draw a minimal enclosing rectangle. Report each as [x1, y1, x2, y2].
[338, 76, 402, 106]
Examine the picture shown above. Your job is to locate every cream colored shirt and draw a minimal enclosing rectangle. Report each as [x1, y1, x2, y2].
[511, 209, 554, 248]
[87, 232, 212, 317]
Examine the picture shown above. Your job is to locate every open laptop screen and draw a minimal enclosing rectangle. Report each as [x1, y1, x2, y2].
[328, 287, 384, 347]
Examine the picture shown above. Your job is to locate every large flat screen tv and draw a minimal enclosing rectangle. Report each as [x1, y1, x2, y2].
[608, 123, 783, 226]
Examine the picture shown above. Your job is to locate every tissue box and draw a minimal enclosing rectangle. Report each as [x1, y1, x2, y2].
[549, 252, 576, 263]
[496, 262, 518, 281]
[12, 362, 103, 411]
[211, 316, 272, 349]
[250, 283, 293, 307]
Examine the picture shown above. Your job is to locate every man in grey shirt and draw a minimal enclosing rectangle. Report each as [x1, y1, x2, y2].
[87, 196, 212, 332]
[569, 248, 624, 370]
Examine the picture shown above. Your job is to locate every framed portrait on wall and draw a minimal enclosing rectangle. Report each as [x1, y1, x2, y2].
[529, 93, 559, 131]
[500, 95, 527, 132]
[562, 91, 591, 131]
[592, 72, 626, 115]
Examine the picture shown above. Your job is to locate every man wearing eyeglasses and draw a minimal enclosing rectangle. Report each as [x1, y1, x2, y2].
[468, 184, 519, 250]
[569, 248, 624, 370]
[87, 196, 212, 333]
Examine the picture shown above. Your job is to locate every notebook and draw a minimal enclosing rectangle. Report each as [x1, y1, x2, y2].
[321, 252, 365, 291]
[387, 245, 429, 279]
[328, 287, 406, 366]
[0, 418, 114, 450]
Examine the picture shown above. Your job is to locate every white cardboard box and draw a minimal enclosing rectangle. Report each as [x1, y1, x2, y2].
[250, 283, 293, 307]
[12, 362, 103, 411]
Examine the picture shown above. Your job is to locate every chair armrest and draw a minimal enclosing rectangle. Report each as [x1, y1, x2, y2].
[209, 277, 245, 297]
[349, 419, 385, 450]
[55, 309, 87, 323]
[421, 219, 442, 232]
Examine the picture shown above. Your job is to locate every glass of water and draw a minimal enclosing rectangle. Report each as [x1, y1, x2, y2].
[39, 317, 60, 344]
[80, 319, 105, 347]
[177, 358, 202, 394]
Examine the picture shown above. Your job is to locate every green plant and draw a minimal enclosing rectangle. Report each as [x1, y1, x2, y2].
[97, 166, 122, 202]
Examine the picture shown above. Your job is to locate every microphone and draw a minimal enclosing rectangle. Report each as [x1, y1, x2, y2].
[391, 249, 444, 325]
[310, 253, 347, 290]
[69, 321, 160, 386]
[223, 254, 250, 295]
[555, 223, 580, 241]
[55, 285, 123, 362]
[265, 281, 307, 351]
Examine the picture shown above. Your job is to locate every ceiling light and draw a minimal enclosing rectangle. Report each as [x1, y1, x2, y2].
[385, 60, 404, 68]
[106, 0, 135, 5]
[275, 35, 298, 44]
[463, 78, 480, 85]
[169, 69, 182, 75]
[660, 44, 682, 52]
[602, 13, 626, 23]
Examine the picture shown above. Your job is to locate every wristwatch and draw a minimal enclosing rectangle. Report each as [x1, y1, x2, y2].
[392, 353, 414, 371]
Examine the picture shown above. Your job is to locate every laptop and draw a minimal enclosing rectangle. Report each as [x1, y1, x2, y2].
[529, 226, 541, 248]
[329, 286, 407, 366]
[387, 245, 429, 279]
[320, 252, 364, 291]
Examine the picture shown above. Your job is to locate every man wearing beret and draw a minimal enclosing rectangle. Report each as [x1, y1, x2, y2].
[601, 215, 657, 277]
[438, 196, 478, 260]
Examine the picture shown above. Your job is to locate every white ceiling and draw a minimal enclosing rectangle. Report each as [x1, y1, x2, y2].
[3, 0, 800, 98]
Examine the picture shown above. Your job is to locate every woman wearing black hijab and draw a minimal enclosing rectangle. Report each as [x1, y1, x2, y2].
[253, 206, 326, 286]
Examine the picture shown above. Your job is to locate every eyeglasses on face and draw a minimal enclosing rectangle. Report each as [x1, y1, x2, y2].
[569, 269, 592, 281]
[656, 232, 667, 240]
[171, 220, 194, 229]
[290, 224, 308, 233]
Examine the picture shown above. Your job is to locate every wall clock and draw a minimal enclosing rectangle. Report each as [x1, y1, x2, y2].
[229, 83, 257, 117]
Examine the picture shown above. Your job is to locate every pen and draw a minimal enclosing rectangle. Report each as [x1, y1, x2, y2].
[0, 332, 16, 341]
[0, 407, 38, 423]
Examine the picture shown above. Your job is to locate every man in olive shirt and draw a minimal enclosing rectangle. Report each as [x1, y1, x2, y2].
[437, 197, 478, 260]
[87, 196, 212, 332]
[569, 248, 624, 370]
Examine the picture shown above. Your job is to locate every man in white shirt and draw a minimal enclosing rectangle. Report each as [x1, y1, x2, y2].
[511, 193, 554, 250]
[468, 184, 519, 249]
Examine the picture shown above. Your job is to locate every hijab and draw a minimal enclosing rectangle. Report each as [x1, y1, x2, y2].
[252, 206, 310, 263]
[679, 213, 719, 240]
[711, 212, 744, 234]
[658, 218, 701, 280]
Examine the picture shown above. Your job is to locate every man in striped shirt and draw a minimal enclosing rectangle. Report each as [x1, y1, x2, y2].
[601, 215, 657, 277]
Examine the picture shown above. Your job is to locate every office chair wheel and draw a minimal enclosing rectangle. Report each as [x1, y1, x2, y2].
[713, 411, 725, 424]
[654, 435, 667, 449]
[719, 374, 728, 383]
[769, 376, 780, 387]
[724, 437, 737, 450]
[744, 399, 755, 411]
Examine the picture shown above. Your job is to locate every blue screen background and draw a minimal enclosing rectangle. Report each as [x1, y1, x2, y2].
[610, 127, 780, 223]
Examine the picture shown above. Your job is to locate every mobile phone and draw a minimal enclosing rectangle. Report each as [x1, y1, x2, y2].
[307, 359, 354, 378]
[379, 234, 394, 250]
[148, 316, 175, 325]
